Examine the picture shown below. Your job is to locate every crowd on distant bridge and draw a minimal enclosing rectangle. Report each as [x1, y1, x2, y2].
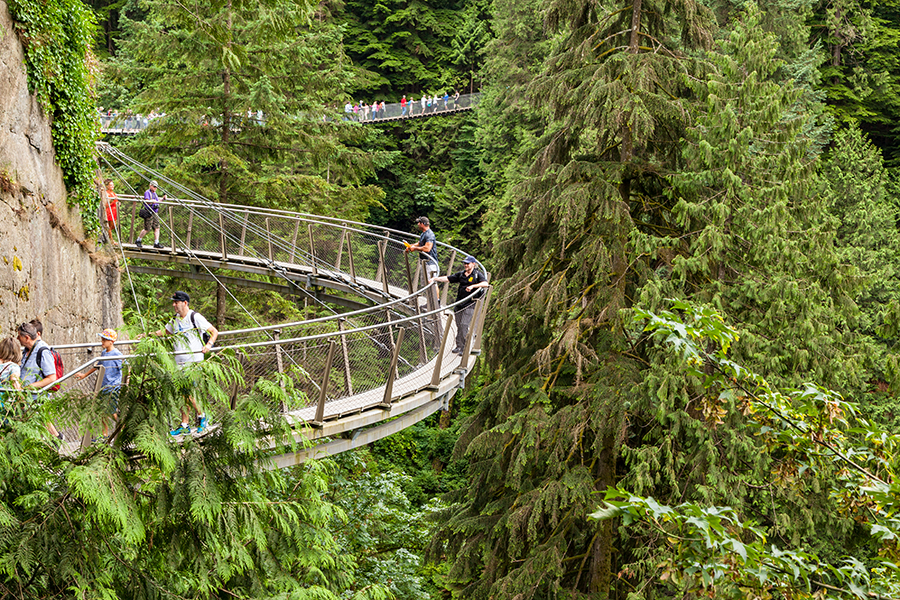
[343, 91, 461, 121]
[100, 90, 476, 132]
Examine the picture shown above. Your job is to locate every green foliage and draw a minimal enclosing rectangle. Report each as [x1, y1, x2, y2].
[336, 0, 472, 94]
[0, 341, 382, 598]
[325, 452, 440, 600]
[106, 0, 384, 219]
[7, 0, 100, 231]
[611, 301, 900, 598]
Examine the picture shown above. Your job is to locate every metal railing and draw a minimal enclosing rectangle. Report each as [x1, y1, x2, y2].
[99, 93, 482, 134]
[28, 194, 491, 446]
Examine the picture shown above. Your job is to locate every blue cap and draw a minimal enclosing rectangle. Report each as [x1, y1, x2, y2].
[463, 255, 477, 264]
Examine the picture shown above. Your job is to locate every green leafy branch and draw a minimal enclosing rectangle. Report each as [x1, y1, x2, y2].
[7, 0, 100, 232]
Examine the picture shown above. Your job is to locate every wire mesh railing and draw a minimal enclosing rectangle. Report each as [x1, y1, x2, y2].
[29, 188, 491, 443]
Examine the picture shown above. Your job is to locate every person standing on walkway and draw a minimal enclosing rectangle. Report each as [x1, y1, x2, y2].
[144, 291, 218, 436]
[430, 255, 489, 354]
[103, 179, 119, 246]
[406, 216, 439, 280]
[75, 328, 124, 438]
[136, 180, 162, 249]
[400, 95, 408, 117]
[17, 322, 63, 441]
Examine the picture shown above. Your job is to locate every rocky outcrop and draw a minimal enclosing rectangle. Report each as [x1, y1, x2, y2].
[0, 1, 121, 344]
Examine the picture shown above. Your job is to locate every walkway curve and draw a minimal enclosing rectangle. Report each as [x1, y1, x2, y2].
[49, 153, 491, 463]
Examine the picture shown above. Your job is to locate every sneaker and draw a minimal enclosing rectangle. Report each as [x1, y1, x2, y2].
[169, 424, 191, 436]
[135, 238, 143, 248]
[153, 242, 163, 249]
[196, 414, 208, 433]
[451, 347, 462, 355]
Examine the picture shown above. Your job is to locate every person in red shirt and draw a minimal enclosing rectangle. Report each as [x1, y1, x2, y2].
[104, 179, 119, 246]
[401, 95, 408, 117]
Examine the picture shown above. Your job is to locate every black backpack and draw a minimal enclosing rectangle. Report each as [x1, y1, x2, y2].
[189, 311, 211, 345]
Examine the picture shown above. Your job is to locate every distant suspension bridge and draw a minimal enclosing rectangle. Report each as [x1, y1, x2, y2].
[100, 92, 483, 134]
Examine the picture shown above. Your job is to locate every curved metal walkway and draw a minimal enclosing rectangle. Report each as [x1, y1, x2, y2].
[47, 149, 491, 466]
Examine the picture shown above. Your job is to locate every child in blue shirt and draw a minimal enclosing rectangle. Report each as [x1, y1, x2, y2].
[76, 328, 124, 437]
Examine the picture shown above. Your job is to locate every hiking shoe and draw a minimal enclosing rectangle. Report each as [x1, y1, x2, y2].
[169, 424, 191, 436]
[196, 415, 208, 433]
[135, 238, 142, 248]
[153, 242, 163, 249]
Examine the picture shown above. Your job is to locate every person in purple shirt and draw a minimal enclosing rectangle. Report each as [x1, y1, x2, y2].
[136, 180, 163, 249]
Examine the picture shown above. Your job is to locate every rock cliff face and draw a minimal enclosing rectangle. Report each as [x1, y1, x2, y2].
[0, 2, 121, 345]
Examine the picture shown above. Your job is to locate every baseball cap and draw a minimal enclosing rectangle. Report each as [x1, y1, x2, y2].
[171, 291, 190, 302]
[150, 180, 159, 187]
[415, 216, 430, 226]
[463, 255, 477, 264]
[98, 328, 118, 342]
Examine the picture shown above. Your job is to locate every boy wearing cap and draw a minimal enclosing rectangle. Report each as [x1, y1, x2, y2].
[76, 329, 124, 436]
[136, 180, 162, 249]
[430, 256, 489, 354]
[146, 291, 218, 435]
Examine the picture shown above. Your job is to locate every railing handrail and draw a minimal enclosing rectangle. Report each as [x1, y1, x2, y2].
[115, 194, 483, 274]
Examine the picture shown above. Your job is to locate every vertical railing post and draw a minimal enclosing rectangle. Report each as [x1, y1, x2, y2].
[79, 365, 107, 452]
[375, 240, 386, 287]
[289, 219, 300, 263]
[430, 314, 454, 388]
[219, 213, 227, 260]
[379, 327, 405, 409]
[336, 228, 346, 271]
[265, 217, 274, 262]
[378, 239, 389, 294]
[459, 298, 483, 370]
[416, 305, 428, 365]
[239, 210, 249, 255]
[129, 201, 137, 244]
[308, 223, 318, 276]
[384, 309, 396, 357]
[338, 318, 353, 396]
[168, 206, 176, 255]
[273, 329, 286, 411]
[412, 261, 422, 294]
[441, 249, 457, 307]
[311, 340, 336, 426]
[472, 286, 492, 354]
[185, 212, 194, 250]
[405, 251, 414, 295]
[346, 233, 357, 283]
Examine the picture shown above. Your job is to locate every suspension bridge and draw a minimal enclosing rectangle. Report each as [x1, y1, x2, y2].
[44, 143, 491, 467]
[100, 92, 482, 134]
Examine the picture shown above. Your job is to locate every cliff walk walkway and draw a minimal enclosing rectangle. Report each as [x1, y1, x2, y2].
[100, 92, 482, 135]
[46, 143, 491, 467]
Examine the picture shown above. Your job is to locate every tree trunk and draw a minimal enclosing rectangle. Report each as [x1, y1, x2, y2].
[629, 0, 642, 52]
[217, 281, 227, 330]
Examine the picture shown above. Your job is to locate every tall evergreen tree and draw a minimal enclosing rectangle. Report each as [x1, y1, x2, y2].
[108, 0, 384, 218]
[432, 0, 715, 596]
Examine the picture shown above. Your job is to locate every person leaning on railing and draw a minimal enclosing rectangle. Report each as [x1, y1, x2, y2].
[429, 255, 489, 355]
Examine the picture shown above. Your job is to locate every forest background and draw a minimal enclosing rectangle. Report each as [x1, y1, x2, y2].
[6, 0, 900, 597]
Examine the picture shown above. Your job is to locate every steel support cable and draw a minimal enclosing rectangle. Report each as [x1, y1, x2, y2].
[99, 153, 148, 330]
[96, 146, 435, 370]
[97, 149, 321, 387]
[96, 149, 423, 352]
[99, 146, 343, 310]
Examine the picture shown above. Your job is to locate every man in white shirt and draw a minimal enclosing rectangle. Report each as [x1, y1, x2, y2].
[149, 291, 219, 435]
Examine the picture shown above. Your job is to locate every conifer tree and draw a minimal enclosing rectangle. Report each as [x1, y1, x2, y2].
[432, 0, 715, 596]
[108, 0, 384, 219]
[0, 341, 385, 599]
